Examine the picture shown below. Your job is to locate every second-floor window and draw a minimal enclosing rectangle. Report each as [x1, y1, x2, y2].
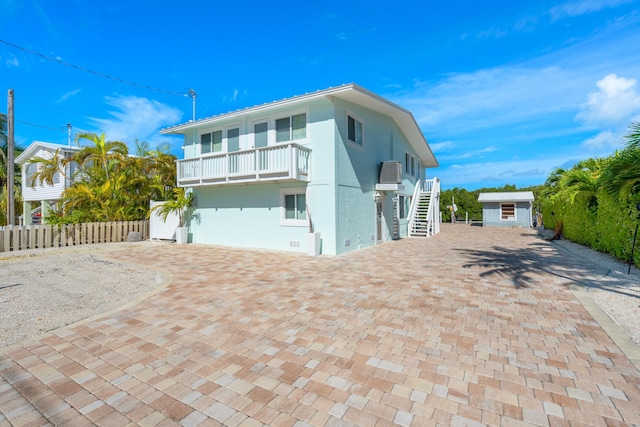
[201, 130, 222, 154]
[405, 153, 417, 177]
[276, 113, 306, 143]
[254, 122, 268, 148]
[227, 128, 240, 152]
[347, 115, 363, 146]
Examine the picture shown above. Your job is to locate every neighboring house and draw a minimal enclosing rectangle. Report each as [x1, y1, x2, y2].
[160, 83, 440, 255]
[15, 141, 80, 225]
[478, 191, 535, 228]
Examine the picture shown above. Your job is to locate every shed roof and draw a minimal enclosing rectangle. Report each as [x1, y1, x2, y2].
[478, 191, 535, 202]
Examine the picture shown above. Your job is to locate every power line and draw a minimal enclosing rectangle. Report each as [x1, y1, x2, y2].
[15, 119, 65, 133]
[0, 38, 191, 97]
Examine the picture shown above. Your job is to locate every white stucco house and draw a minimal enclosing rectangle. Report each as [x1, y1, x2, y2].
[160, 84, 441, 255]
[15, 141, 81, 225]
[478, 192, 535, 228]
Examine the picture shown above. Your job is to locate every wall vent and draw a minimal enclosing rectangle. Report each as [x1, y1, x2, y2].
[344, 239, 351, 247]
[290, 241, 300, 248]
[379, 161, 402, 184]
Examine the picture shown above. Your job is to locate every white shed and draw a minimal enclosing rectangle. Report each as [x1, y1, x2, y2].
[478, 192, 534, 228]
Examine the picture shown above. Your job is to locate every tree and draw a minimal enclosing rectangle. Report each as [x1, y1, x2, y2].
[557, 158, 606, 205]
[150, 187, 193, 227]
[600, 121, 640, 199]
[26, 133, 180, 224]
[75, 132, 129, 180]
[27, 148, 69, 186]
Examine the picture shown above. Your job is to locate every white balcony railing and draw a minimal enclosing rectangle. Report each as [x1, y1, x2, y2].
[177, 143, 311, 187]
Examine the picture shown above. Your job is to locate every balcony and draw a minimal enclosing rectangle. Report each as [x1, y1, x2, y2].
[177, 143, 311, 187]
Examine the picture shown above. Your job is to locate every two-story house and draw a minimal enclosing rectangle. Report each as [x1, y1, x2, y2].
[15, 141, 80, 224]
[161, 84, 440, 255]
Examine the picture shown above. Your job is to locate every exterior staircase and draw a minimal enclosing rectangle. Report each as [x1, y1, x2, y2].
[409, 178, 440, 237]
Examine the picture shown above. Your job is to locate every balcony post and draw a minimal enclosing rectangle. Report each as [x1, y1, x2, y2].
[293, 144, 300, 180]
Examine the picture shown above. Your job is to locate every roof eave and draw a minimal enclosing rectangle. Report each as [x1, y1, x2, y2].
[160, 84, 439, 168]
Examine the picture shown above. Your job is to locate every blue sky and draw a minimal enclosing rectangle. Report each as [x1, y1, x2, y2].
[1, 0, 639, 190]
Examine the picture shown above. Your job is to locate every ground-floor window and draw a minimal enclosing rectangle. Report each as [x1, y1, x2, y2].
[398, 195, 410, 219]
[280, 188, 307, 226]
[500, 203, 516, 221]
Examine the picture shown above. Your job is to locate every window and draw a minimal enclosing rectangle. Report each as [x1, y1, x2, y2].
[280, 188, 308, 226]
[405, 153, 417, 176]
[347, 115, 363, 146]
[501, 203, 516, 221]
[201, 130, 222, 154]
[25, 163, 37, 186]
[276, 113, 306, 143]
[398, 195, 410, 219]
[254, 122, 268, 148]
[227, 128, 240, 152]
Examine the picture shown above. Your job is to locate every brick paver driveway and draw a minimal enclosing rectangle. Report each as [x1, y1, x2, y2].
[1, 224, 639, 426]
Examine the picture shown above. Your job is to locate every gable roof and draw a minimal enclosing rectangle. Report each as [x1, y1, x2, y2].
[160, 83, 438, 168]
[15, 141, 81, 165]
[478, 192, 535, 203]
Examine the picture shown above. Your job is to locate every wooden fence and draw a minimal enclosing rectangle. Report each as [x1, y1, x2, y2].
[0, 221, 149, 253]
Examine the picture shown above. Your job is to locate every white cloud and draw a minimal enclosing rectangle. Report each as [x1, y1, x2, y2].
[430, 141, 456, 153]
[549, 0, 632, 20]
[437, 156, 576, 189]
[576, 74, 640, 126]
[580, 130, 623, 152]
[3, 55, 19, 67]
[439, 146, 498, 161]
[57, 89, 82, 104]
[393, 65, 584, 133]
[89, 95, 183, 150]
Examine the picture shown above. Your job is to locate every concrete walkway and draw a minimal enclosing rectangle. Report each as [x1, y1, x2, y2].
[1, 224, 639, 426]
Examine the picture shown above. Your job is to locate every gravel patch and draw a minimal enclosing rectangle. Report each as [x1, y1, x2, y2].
[541, 231, 640, 346]
[0, 242, 165, 348]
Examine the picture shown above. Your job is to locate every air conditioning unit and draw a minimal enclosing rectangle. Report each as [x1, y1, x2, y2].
[379, 161, 402, 184]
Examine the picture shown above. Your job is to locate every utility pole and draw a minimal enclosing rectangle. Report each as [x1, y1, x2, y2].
[7, 89, 15, 226]
[188, 89, 197, 122]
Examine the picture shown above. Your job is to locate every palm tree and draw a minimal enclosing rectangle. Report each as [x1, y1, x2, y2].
[26, 148, 70, 187]
[600, 121, 640, 199]
[558, 158, 606, 205]
[150, 187, 193, 227]
[75, 132, 129, 180]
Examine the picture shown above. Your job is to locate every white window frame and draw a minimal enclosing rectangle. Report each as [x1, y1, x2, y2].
[250, 119, 271, 149]
[280, 188, 308, 227]
[397, 194, 411, 219]
[346, 111, 364, 149]
[275, 109, 308, 144]
[500, 203, 517, 221]
[223, 123, 243, 152]
[404, 153, 418, 177]
[199, 129, 223, 155]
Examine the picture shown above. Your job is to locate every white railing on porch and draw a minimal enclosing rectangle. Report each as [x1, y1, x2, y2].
[177, 143, 311, 187]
